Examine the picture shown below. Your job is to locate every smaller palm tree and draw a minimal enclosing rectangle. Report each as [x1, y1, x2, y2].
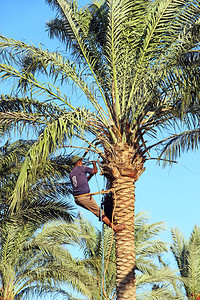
[72, 213, 179, 300]
[0, 219, 99, 300]
[171, 226, 200, 300]
[135, 213, 180, 300]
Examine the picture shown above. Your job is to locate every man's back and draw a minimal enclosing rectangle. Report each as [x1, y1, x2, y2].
[70, 165, 93, 196]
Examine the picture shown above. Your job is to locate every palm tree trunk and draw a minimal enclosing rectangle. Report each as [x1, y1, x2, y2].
[101, 142, 145, 299]
[113, 176, 136, 300]
[1, 284, 15, 300]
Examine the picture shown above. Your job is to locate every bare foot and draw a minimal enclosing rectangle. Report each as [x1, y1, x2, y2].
[113, 224, 126, 233]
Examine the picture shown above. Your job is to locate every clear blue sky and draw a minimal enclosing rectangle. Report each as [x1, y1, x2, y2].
[1, 0, 200, 296]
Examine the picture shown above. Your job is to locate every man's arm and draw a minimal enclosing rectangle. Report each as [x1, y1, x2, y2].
[87, 161, 97, 181]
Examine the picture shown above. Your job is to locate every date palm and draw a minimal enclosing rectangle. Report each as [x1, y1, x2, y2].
[1, 0, 200, 298]
[171, 226, 200, 300]
[71, 213, 180, 300]
[0, 217, 99, 300]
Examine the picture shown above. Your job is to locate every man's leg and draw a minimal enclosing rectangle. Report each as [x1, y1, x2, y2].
[101, 214, 125, 232]
[75, 195, 125, 232]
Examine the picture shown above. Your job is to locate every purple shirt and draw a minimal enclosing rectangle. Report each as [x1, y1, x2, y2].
[69, 165, 93, 196]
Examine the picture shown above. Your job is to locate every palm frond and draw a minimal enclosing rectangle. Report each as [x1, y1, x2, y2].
[0, 218, 98, 300]
[158, 128, 200, 162]
[45, 0, 111, 118]
[171, 226, 200, 298]
[0, 36, 108, 118]
[14, 198, 75, 224]
[0, 140, 33, 173]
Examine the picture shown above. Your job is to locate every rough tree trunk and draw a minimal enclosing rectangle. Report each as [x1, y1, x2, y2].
[101, 143, 145, 300]
[0, 283, 15, 300]
[113, 176, 136, 299]
[0, 289, 14, 300]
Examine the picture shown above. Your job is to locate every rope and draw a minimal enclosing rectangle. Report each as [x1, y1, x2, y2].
[87, 156, 107, 299]
[91, 181, 117, 300]
[102, 188, 117, 300]
[94, 175, 111, 300]
[94, 175, 106, 300]
[90, 181, 118, 299]
[81, 155, 116, 299]
[100, 198, 105, 300]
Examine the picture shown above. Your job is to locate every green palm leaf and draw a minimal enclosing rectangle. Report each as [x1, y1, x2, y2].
[171, 226, 200, 298]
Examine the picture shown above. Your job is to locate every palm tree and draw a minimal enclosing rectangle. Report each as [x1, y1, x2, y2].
[171, 226, 200, 300]
[1, 0, 200, 298]
[0, 218, 100, 300]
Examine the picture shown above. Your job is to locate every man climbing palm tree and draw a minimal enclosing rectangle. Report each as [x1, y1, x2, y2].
[70, 155, 125, 232]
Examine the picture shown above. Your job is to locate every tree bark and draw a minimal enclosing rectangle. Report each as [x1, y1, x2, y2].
[113, 176, 136, 299]
[0, 284, 15, 300]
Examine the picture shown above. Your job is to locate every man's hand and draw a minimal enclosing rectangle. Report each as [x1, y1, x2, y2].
[87, 161, 98, 181]
[92, 161, 98, 174]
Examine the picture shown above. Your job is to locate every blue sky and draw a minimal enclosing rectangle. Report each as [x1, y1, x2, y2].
[1, 0, 200, 296]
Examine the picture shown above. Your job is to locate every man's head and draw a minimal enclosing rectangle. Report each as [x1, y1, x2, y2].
[71, 155, 83, 166]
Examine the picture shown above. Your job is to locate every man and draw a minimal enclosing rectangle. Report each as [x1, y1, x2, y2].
[69, 155, 125, 232]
